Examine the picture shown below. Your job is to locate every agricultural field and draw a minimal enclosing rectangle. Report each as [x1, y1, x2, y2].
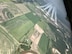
[25, 12, 41, 24]
[0, 26, 16, 54]
[0, 0, 10, 2]
[0, 1, 71, 54]
[38, 34, 49, 54]
[1, 14, 34, 41]
[0, 2, 23, 23]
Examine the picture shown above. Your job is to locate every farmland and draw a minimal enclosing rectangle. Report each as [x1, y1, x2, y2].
[0, 0, 10, 2]
[1, 14, 34, 41]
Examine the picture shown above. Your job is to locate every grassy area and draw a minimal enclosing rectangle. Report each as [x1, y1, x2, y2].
[0, 0, 10, 2]
[25, 12, 40, 24]
[38, 20, 71, 54]
[47, 23, 68, 53]
[25, 3, 36, 12]
[9, 21, 34, 41]
[38, 20, 57, 40]
[1, 14, 34, 41]
[38, 34, 49, 54]
[19, 28, 34, 42]
[0, 26, 12, 43]
[0, 26, 18, 54]
[37, 20, 47, 30]
[0, 26, 16, 46]
[24, 2, 34, 11]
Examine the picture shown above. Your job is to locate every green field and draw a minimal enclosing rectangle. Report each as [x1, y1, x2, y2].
[1, 14, 34, 41]
[0, 26, 15, 47]
[25, 3, 36, 12]
[38, 34, 49, 54]
[25, 12, 40, 24]
[0, 26, 12, 43]
[0, 26, 18, 54]
[37, 20, 47, 30]
[48, 23, 68, 53]
[0, 0, 10, 2]
[38, 21, 69, 54]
